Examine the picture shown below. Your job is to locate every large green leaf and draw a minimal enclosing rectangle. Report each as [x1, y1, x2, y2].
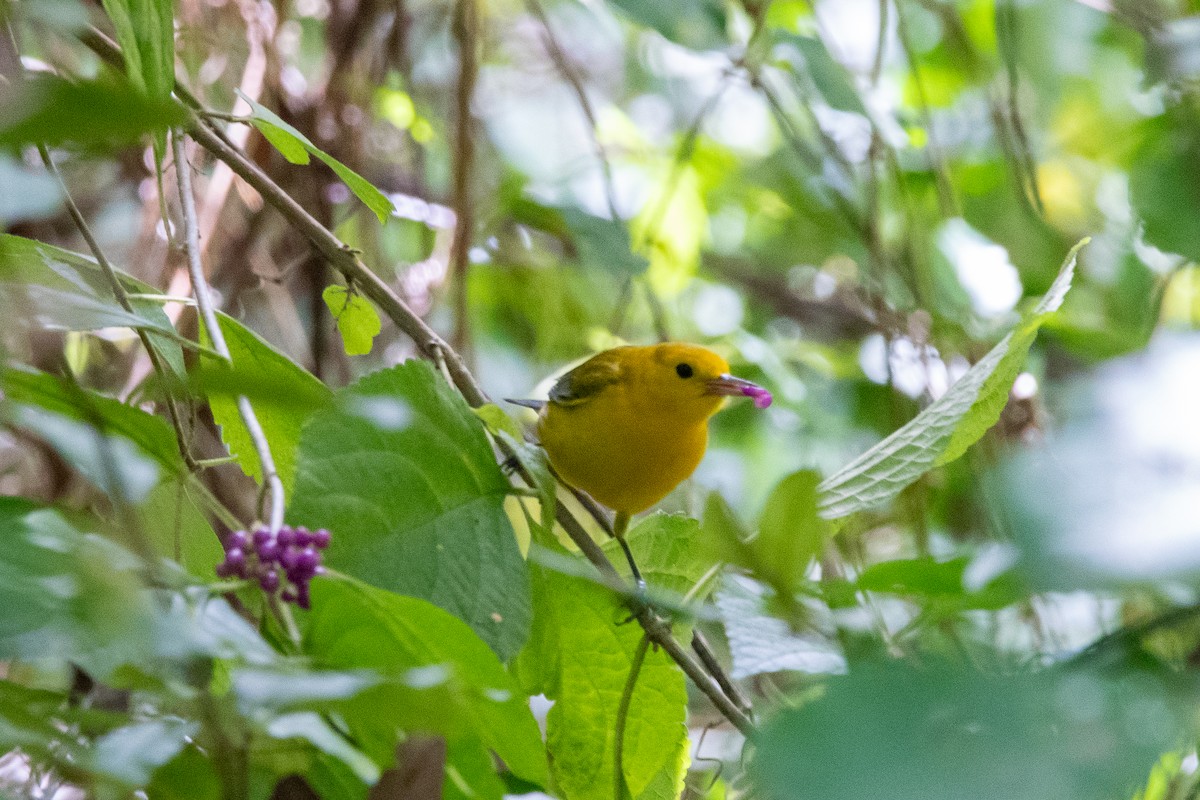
[201, 313, 332, 497]
[818, 239, 1088, 519]
[288, 361, 531, 659]
[0, 75, 183, 147]
[99, 0, 175, 101]
[753, 660, 1196, 800]
[520, 517, 704, 800]
[304, 578, 547, 787]
[238, 92, 395, 223]
[0, 235, 186, 376]
[1130, 116, 1200, 261]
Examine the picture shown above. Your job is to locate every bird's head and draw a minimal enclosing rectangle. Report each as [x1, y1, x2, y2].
[635, 343, 772, 422]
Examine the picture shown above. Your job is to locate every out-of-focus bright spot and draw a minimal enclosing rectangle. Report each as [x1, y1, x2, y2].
[376, 88, 415, 130]
[1094, 172, 1131, 225]
[815, 0, 889, 73]
[1003, 336, 1200, 582]
[812, 270, 837, 300]
[1133, 227, 1181, 274]
[937, 218, 1022, 318]
[1036, 161, 1088, 229]
[709, 205, 747, 254]
[1011, 372, 1038, 400]
[693, 284, 744, 336]
[814, 105, 872, 162]
[343, 396, 413, 431]
[410, 118, 434, 143]
[1160, 265, 1200, 327]
[906, 126, 929, 149]
[635, 165, 705, 297]
[709, 86, 772, 156]
[858, 334, 945, 398]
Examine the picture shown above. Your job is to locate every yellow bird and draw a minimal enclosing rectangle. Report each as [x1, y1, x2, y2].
[514, 343, 771, 584]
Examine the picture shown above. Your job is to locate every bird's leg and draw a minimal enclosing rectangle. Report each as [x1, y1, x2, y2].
[612, 512, 646, 593]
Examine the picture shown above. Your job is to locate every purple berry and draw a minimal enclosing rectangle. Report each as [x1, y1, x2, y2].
[225, 548, 246, 568]
[296, 584, 311, 610]
[226, 530, 248, 551]
[256, 540, 279, 562]
[252, 526, 271, 547]
[293, 527, 312, 547]
[215, 560, 234, 578]
[259, 568, 280, 592]
[312, 529, 331, 549]
[276, 527, 295, 547]
[280, 547, 300, 571]
[296, 547, 320, 572]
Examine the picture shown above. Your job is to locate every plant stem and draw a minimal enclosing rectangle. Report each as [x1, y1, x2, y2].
[614, 635, 650, 800]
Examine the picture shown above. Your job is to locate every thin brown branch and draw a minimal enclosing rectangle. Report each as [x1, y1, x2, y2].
[449, 0, 479, 360]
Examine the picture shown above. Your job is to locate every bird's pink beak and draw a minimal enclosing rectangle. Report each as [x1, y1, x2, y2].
[706, 374, 773, 408]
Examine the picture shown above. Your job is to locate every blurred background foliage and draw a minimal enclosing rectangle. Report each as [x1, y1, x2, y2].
[4, 0, 1200, 796]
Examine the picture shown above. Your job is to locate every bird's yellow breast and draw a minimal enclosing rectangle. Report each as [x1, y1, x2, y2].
[538, 384, 711, 515]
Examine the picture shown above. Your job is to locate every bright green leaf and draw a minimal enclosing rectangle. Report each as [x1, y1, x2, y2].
[756, 470, 827, 594]
[607, 0, 727, 51]
[239, 92, 395, 222]
[818, 238, 1088, 519]
[288, 361, 531, 659]
[322, 285, 382, 356]
[201, 313, 332, 498]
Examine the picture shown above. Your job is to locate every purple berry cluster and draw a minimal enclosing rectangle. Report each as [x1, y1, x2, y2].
[216, 524, 330, 609]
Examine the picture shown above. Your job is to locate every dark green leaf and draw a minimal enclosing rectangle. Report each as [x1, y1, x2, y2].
[305, 577, 547, 787]
[1130, 117, 1200, 261]
[99, 0, 175, 101]
[288, 361, 531, 659]
[0, 75, 183, 147]
[509, 196, 647, 275]
[607, 0, 727, 51]
[753, 661, 1195, 800]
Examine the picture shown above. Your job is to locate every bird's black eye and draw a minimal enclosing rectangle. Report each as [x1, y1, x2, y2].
[675, 363, 694, 379]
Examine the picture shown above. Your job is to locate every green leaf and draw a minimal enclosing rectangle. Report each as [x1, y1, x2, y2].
[239, 92, 395, 223]
[778, 34, 868, 115]
[305, 577, 547, 787]
[288, 361, 531, 659]
[509, 196, 647, 275]
[444, 738, 507, 800]
[601, 512, 718, 600]
[264, 712, 381, 784]
[531, 565, 690, 800]
[472, 404, 524, 442]
[90, 719, 199, 787]
[752, 660, 1195, 800]
[1, 365, 182, 470]
[99, 0, 174, 100]
[0, 75, 184, 147]
[5, 403, 161, 503]
[231, 667, 382, 715]
[606, 0, 727, 51]
[0, 500, 159, 681]
[1130, 116, 1200, 261]
[201, 313, 332, 497]
[818, 239, 1088, 519]
[756, 470, 827, 595]
[0, 235, 186, 376]
[322, 285, 382, 356]
[715, 575, 845, 678]
[147, 746, 222, 800]
[855, 556, 1023, 611]
[139, 478, 225, 579]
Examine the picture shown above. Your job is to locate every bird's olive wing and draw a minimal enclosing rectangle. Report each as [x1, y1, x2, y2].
[548, 350, 624, 407]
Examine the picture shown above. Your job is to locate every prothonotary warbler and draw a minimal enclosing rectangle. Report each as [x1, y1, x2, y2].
[512, 343, 771, 585]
